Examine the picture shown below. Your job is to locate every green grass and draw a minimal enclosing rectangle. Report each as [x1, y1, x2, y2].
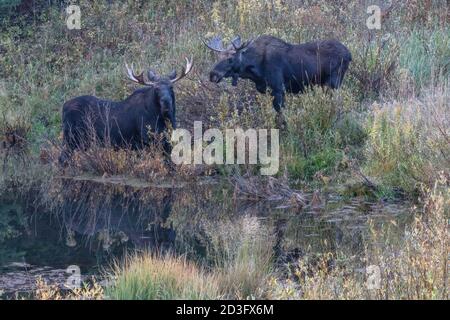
[1, 0, 449, 302]
[287, 148, 344, 181]
[106, 253, 221, 300]
[364, 85, 449, 194]
[400, 28, 450, 89]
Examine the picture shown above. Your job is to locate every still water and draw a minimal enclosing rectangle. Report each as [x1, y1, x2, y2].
[0, 175, 411, 298]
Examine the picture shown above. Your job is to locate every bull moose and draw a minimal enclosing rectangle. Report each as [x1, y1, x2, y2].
[59, 58, 193, 164]
[204, 35, 352, 112]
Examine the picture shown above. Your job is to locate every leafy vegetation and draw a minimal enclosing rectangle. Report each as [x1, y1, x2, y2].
[0, 0, 448, 300]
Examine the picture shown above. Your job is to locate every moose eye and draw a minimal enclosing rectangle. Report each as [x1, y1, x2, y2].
[227, 58, 233, 64]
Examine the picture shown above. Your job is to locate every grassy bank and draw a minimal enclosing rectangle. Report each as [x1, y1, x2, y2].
[0, 0, 448, 195]
[267, 175, 449, 300]
[0, 0, 449, 300]
[32, 175, 448, 300]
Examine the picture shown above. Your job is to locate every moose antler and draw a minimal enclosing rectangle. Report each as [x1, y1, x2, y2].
[233, 39, 253, 51]
[203, 35, 253, 53]
[125, 58, 192, 85]
[170, 57, 193, 83]
[125, 63, 156, 86]
[230, 36, 242, 50]
[202, 36, 228, 53]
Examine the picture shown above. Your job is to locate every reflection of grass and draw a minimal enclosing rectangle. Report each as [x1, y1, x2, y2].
[268, 176, 449, 299]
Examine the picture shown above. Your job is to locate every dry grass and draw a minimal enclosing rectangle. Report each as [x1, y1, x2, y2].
[230, 174, 306, 208]
[204, 215, 275, 299]
[34, 276, 104, 300]
[365, 84, 450, 193]
[106, 252, 221, 300]
[267, 174, 449, 299]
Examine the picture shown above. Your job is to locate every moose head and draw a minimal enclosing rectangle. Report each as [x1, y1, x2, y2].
[125, 57, 193, 128]
[203, 36, 255, 87]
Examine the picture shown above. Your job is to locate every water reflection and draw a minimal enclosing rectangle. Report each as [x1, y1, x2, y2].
[0, 176, 412, 296]
[54, 179, 177, 252]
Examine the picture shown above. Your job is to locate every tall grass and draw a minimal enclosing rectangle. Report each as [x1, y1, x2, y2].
[365, 84, 449, 194]
[105, 215, 275, 300]
[106, 253, 221, 300]
[0, 0, 448, 190]
[268, 174, 449, 299]
[205, 216, 274, 299]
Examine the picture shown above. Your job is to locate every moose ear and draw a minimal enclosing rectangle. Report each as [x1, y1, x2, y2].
[147, 69, 160, 82]
[168, 69, 177, 80]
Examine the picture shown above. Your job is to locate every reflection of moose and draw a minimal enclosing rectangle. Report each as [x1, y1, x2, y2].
[59, 181, 176, 252]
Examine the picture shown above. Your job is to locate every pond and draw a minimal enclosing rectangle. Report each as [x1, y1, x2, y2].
[0, 175, 412, 298]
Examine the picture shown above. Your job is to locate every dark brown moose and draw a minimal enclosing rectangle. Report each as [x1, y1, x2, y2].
[204, 35, 352, 112]
[59, 58, 193, 164]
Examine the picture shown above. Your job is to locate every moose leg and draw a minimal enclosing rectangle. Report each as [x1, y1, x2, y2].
[162, 137, 176, 174]
[275, 111, 287, 131]
[268, 87, 286, 130]
[59, 125, 81, 166]
[59, 148, 75, 166]
[325, 74, 341, 90]
[267, 70, 285, 111]
[271, 89, 287, 130]
[271, 91, 285, 112]
[59, 132, 80, 165]
[255, 80, 267, 94]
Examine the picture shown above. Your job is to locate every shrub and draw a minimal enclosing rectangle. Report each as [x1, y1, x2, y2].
[281, 87, 362, 181]
[364, 85, 449, 193]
